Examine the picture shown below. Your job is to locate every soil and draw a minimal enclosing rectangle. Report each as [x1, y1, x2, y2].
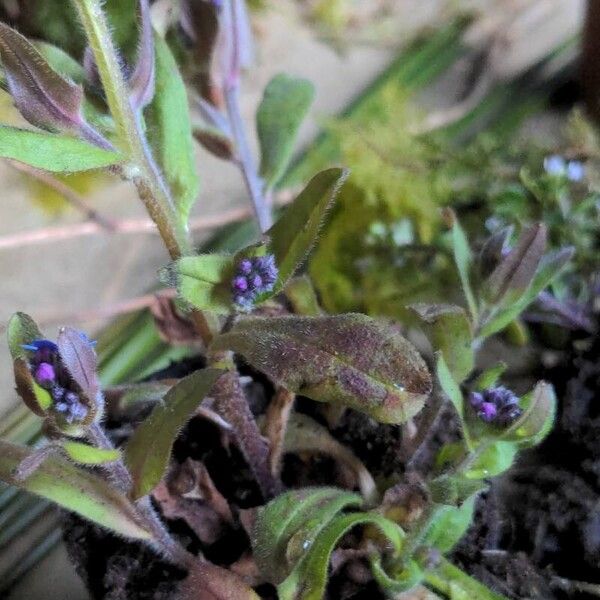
[62, 325, 600, 599]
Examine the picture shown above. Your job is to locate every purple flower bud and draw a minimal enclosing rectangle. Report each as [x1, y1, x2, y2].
[238, 258, 253, 275]
[471, 385, 521, 426]
[478, 402, 497, 422]
[53, 389, 88, 423]
[251, 274, 263, 288]
[469, 391, 484, 408]
[232, 276, 248, 292]
[231, 254, 279, 310]
[34, 362, 56, 388]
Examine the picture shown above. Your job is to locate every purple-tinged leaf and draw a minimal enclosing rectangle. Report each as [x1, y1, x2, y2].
[216, 0, 254, 89]
[57, 327, 101, 405]
[212, 314, 432, 424]
[477, 225, 513, 279]
[182, 0, 221, 103]
[129, 0, 155, 110]
[478, 246, 574, 339]
[0, 21, 109, 149]
[486, 223, 547, 303]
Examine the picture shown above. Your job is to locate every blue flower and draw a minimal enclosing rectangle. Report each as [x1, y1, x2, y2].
[544, 155, 566, 176]
[22, 335, 92, 424]
[469, 386, 522, 426]
[231, 254, 278, 310]
[544, 155, 585, 182]
[566, 160, 584, 182]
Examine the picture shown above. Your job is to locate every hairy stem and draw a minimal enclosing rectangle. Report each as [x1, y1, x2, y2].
[209, 351, 277, 498]
[222, 0, 271, 231]
[224, 85, 272, 231]
[87, 423, 193, 567]
[71, 0, 191, 259]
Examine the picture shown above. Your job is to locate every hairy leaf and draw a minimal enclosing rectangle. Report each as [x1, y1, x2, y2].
[125, 368, 223, 499]
[57, 327, 100, 402]
[0, 126, 121, 172]
[501, 381, 556, 448]
[422, 496, 477, 553]
[212, 314, 432, 424]
[145, 33, 200, 227]
[444, 209, 477, 320]
[62, 440, 120, 465]
[410, 304, 473, 383]
[0, 440, 150, 540]
[129, 0, 154, 110]
[8, 312, 51, 415]
[253, 487, 362, 584]
[463, 441, 518, 479]
[486, 223, 547, 303]
[478, 246, 574, 339]
[267, 168, 349, 292]
[436, 355, 463, 421]
[257, 74, 315, 188]
[0, 21, 85, 132]
[284, 276, 322, 316]
[164, 254, 234, 315]
[425, 558, 509, 600]
[278, 511, 404, 600]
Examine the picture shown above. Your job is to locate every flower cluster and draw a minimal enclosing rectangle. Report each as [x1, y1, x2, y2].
[469, 386, 522, 426]
[24, 339, 89, 424]
[231, 254, 278, 310]
[543, 155, 584, 182]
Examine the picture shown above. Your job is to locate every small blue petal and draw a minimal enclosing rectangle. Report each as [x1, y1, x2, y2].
[566, 161, 584, 182]
[544, 155, 566, 176]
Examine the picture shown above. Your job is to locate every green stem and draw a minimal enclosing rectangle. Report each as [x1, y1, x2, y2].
[71, 0, 191, 260]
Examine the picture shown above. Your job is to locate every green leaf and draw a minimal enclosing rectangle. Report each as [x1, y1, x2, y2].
[410, 303, 473, 383]
[61, 441, 120, 465]
[422, 496, 477, 553]
[478, 247, 574, 339]
[257, 74, 315, 188]
[473, 363, 507, 390]
[252, 487, 362, 584]
[0, 126, 121, 172]
[464, 441, 518, 479]
[124, 368, 223, 499]
[163, 254, 234, 315]
[7, 312, 52, 415]
[501, 381, 556, 448]
[424, 558, 509, 600]
[145, 33, 200, 226]
[7, 312, 43, 361]
[436, 355, 463, 421]
[284, 276, 322, 316]
[444, 210, 477, 320]
[0, 440, 150, 540]
[212, 314, 432, 424]
[267, 168, 349, 292]
[370, 555, 424, 596]
[278, 511, 404, 600]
